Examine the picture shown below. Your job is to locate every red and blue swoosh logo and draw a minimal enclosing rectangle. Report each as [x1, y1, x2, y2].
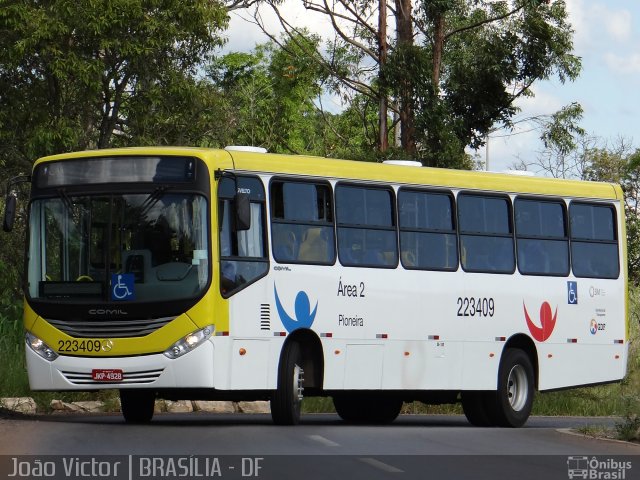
[523, 301, 557, 342]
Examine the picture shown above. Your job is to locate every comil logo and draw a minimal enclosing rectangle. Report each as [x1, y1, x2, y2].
[567, 456, 632, 479]
[523, 300, 557, 342]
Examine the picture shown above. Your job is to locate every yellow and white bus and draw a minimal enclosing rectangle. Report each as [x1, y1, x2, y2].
[4, 146, 628, 427]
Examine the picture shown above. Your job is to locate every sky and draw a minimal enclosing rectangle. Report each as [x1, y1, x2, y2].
[223, 1, 640, 173]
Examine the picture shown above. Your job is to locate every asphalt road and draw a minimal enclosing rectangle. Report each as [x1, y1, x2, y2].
[1, 414, 639, 479]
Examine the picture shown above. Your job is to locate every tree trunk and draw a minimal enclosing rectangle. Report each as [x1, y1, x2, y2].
[394, 0, 415, 155]
[432, 12, 445, 95]
[378, 0, 388, 152]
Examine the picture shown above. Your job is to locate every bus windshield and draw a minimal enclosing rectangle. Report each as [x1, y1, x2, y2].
[27, 192, 209, 303]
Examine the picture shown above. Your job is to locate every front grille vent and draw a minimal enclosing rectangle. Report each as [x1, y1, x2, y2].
[260, 304, 271, 331]
[61, 368, 164, 385]
[48, 317, 174, 338]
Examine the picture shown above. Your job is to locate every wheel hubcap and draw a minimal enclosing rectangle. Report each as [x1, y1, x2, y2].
[293, 364, 304, 402]
[507, 364, 528, 411]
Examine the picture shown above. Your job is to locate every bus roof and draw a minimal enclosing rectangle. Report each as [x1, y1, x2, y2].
[34, 146, 622, 200]
[228, 150, 622, 201]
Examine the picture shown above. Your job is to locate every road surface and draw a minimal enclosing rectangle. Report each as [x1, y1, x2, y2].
[0, 413, 638, 479]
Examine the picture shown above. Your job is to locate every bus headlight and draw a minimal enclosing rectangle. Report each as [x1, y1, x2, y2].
[163, 325, 214, 359]
[26, 332, 59, 361]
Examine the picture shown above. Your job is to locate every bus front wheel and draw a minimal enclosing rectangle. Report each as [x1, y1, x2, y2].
[271, 341, 304, 425]
[120, 389, 155, 424]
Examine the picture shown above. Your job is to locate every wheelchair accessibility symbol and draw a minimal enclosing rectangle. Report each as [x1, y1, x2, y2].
[567, 281, 578, 305]
[111, 273, 135, 301]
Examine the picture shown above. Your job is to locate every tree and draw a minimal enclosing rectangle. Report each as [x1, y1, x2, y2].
[0, 0, 230, 306]
[515, 102, 587, 178]
[209, 50, 278, 148]
[410, 0, 580, 166]
[209, 34, 388, 160]
[245, 0, 580, 167]
[0, 0, 228, 172]
[208, 34, 329, 154]
[249, 0, 399, 153]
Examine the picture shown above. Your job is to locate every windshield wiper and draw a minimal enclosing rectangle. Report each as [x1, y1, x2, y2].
[57, 188, 74, 212]
[140, 186, 170, 218]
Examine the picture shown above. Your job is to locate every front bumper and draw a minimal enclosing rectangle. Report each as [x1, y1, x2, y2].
[26, 340, 215, 390]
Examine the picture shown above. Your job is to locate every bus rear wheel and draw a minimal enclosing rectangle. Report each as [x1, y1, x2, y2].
[120, 389, 155, 424]
[489, 348, 534, 427]
[461, 391, 494, 427]
[271, 341, 304, 425]
[333, 394, 402, 424]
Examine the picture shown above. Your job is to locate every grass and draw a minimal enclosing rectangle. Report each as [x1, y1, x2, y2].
[0, 308, 30, 399]
[615, 411, 640, 442]
[2, 288, 640, 438]
[576, 424, 614, 439]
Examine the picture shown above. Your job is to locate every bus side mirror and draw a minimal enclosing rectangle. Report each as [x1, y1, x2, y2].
[234, 193, 251, 231]
[3, 192, 17, 233]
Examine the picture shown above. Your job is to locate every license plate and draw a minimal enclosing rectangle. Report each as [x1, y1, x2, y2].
[91, 369, 123, 382]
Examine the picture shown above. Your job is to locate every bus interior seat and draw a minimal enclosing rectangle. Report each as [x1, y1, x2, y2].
[273, 228, 298, 262]
[363, 249, 384, 265]
[145, 218, 173, 266]
[298, 227, 328, 262]
[122, 249, 152, 282]
[382, 251, 396, 265]
[401, 250, 416, 267]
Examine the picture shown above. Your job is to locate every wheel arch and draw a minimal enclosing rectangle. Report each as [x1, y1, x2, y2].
[503, 334, 539, 390]
[280, 329, 324, 392]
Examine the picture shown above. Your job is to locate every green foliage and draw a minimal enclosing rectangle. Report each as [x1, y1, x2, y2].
[0, 194, 25, 305]
[207, 36, 381, 159]
[384, 0, 582, 165]
[0, 308, 28, 398]
[615, 407, 640, 442]
[123, 73, 228, 147]
[319, 95, 383, 161]
[0, 0, 228, 165]
[208, 47, 277, 148]
[540, 103, 585, 156]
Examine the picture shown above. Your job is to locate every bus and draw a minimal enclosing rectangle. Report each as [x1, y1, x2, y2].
[3, 146, 628, 427]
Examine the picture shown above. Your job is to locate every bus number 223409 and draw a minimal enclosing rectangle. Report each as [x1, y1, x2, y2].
[456, 297, 495, 317]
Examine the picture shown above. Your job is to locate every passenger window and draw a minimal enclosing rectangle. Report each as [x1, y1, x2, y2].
[336, 185, 397, 268]
[218, 176, 268, 297]
[270, 181, 335, 265]
[570, 203, 619, 279]
[458, 194, 514, 274]
[398, 189, 457, 270]
[515, 199, 569, 276]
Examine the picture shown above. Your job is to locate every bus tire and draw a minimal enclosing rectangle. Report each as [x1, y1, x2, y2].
[333, 394, 360, 422]
[461, 391, 493, 427]
[120, 389, 155, 424]
[271, 341, 304, 425]
[333, 394, 402, 424]
[491, 348, 535, 427]
[377, 397, 403, 424]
